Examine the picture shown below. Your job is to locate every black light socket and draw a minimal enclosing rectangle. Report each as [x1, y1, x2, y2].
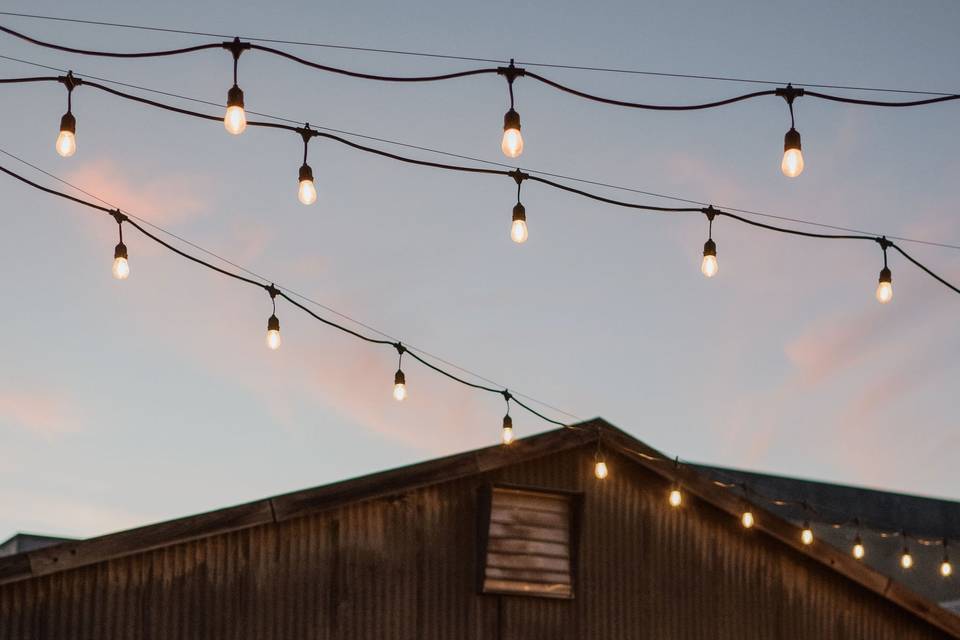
[114, 242, 127, 260]
[394, 369, 405, 386]
[59, 111, 76, 134]
[298, 163, 314, 182]
[227, 84, 245, 109]
[784, 127, 801, 152]
[502, 414, 513, 430]
[267, 314, 280, 332]
[512, 203, 526, 222]
[703, 238, 717, 257]
[879, 266, 892, 284]
[503, 108, 521, 132]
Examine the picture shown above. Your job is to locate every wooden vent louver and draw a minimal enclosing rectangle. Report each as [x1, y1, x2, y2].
[481, 486, 575, 599]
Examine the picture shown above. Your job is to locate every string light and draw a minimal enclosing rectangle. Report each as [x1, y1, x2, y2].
[296, 126, 318, 206]
[876, 237, 893, 304]
[55, 72, 78, 158]
[510, 170, 529, 243]
[498, 61, 525, 159]
[901, 543, 914, 570]
[223, 38, 249, 135]
[942, 542, 953, 577]
[801, 522, 814, 545]
[501, 414, 514, 445]
[669, 486, 683, 508]
[853, 532, 866, 560]
[594, 443, 608, 479]
[777, 85, 804, 178]
[741, 509, 755, 529]
[110, 210, 129, 280]
[265, 285, 281, 350]
[701, 207, 718, 278]
[393, 343, 407, 401]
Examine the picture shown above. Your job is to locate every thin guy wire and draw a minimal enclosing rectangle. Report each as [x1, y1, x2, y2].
[0, 10, 957, 96]
[2, 55, 957, 251]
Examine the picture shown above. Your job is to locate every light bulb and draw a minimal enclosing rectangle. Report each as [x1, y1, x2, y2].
[901, 549, 913, 570]
[266, 314, 281, 350]
[112, 242, 129, 280]
[224, 85, 246, 135]
[876, 267, 893, 304]
[511, 203, 528, 244]
[501, 108, 523, 158]
[701, 239, 718, 278]
[594, 460, 608, 479]
[669, 488, 682, 508]
[801, 525, 814, 546]
[781, 128, 804, 178]
[56, 112, 76, 158]
[853, 537, 865, 560]
[741, 511, 755, 529]
[393, 369, 407, 401]
[298, 164, 317, 205]
[941, 560, 953, 577]
[501, 415, 514, 445]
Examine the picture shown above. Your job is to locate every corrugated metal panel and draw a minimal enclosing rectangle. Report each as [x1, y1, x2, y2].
[0, 444, 954, 639]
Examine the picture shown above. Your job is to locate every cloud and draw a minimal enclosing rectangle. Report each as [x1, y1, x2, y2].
[65, 158, 209, 228]
[0, 388, 82, 439]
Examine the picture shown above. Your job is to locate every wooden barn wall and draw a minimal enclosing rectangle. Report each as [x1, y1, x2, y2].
[0, 446, 953, 639]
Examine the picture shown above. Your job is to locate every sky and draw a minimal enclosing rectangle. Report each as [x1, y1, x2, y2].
[0, 0, 958, 541]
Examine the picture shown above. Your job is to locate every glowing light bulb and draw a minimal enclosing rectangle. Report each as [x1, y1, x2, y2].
[901, 548, 913, 570]
[501, 415, 514, 445]
[594, 460, 608, 479]
[265, 314, 281, 350]
[56, 112, 76, 158]
[741, 511, 755, 529]
[876, 267, 893, 304]
[501, 108, 523, 158]
[111, 242, 129, 280]
[297, 164, 317, 205]
[224, 85, 247, 135]
[393, 369, 407, 401]
[781, 127, 804, 178]
[801, 524, 814, 546]
[701, 239, 718, 278]
[511, 203, 528, 244]
[669, 488, 682, 508]
[941, 560, 953, 577]
[853, 537, 865, 560]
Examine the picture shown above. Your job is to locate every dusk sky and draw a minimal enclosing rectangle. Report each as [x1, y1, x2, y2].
[0, 0, 958, 541]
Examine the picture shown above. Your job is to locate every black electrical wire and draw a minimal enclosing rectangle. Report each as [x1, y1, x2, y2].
[2, 72, 958, 297]
[3, 10, 957, 97]
[0, 160, 573, 427]
[4, 23, 960, 111]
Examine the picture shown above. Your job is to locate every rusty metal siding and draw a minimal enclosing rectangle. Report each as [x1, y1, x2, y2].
[0, 444, 954, 639]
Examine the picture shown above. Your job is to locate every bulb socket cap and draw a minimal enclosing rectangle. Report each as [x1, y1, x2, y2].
[503, 414, 513, 430]
[227, 84, 245, 108]
[60, 111, 76, 134]
[703, 238, 717, 257]
[879, 266, 892, 284]
[394, 369, 405, 385]
[114, 242, 128, 260]
[267, 314, 280, 332]
[512, 202, 526, 222]
[298, 163, 314, 183]
[784, 127, 801, 152]
[503, 108, 521, 132]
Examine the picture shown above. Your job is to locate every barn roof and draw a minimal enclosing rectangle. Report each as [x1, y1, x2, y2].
[1, 418, 958, 636]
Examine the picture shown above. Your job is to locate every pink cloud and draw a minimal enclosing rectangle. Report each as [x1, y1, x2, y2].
[0, 388, 82, 439]
[65, 158, 209, 228]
